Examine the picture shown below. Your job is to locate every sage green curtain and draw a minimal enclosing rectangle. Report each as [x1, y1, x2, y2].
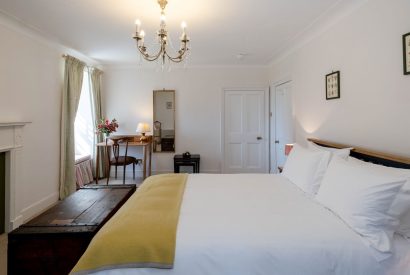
[90, 68, 106, 178]
[60, 56, 86, 199]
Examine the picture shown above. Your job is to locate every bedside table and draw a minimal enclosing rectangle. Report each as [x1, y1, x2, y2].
[174, 154, 200, 173]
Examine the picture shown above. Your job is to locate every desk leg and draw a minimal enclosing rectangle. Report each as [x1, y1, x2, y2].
[105, 148, 111, 185]
[143, 145, 147, 179]
[96, 147, 100, 184]
[105, 147, 111, 185]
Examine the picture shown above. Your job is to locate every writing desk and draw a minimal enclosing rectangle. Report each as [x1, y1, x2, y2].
[95, 135, 152, 184]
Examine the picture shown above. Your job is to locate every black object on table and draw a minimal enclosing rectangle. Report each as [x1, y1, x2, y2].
[174, 154, 200, 173]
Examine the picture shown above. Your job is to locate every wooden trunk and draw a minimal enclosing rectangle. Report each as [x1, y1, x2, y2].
[8, 184, 136, 275]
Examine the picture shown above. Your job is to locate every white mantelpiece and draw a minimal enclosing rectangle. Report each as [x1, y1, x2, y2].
[0, 122, 30, 231]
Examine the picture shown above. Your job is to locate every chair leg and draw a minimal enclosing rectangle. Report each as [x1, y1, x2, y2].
[133, 163, 135, 179]
[123, 164, 126, 185]
[115, 165, 118, 179]
[106, 165, 111, 185]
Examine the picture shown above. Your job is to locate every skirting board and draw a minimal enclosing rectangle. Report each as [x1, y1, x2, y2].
[19, 191, 59, 226]
[9, 215, 23, 231]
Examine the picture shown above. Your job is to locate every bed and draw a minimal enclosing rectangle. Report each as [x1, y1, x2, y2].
[72, 139, 410, 275]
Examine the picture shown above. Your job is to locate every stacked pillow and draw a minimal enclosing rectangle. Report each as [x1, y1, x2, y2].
[307, 141, 352, 161]
[346, 157, 410, 239]
[316, 157, 407, 260]
[282, 142, 351, 195]
[281, 142, 410, 260]
[281, 143, 330, 195]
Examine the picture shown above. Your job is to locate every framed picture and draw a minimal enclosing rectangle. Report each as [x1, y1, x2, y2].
[326, 71, 340, 100]
[403, 32, 410, 75]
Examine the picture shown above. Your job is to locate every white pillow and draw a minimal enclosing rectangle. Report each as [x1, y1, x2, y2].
[398, 206, 410, 239]
[282, 143, 331, 195]
[307, 141, 352, 161]
[316, 157, 406, 261]
[347, 157, 410, 238]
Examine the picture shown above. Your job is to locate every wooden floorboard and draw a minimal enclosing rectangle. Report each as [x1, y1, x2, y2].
[0, 233, 6, 275]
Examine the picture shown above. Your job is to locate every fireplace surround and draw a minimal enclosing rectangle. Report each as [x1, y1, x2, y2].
[0, 152, 4, 234]
[0, 122, 29, 232]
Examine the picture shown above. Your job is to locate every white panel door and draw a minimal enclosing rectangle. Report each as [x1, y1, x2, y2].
[271, 81, 293, 172]
[224, 90, 266, 173]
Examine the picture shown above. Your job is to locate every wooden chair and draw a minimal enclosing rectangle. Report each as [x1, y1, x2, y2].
[105, 137, 137, 184]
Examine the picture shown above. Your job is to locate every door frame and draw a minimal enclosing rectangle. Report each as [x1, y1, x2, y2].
[221, 87, 270, 173]
[270, 78, 292, 173]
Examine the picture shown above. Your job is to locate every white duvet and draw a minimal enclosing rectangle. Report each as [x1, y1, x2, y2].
[94, 174, 410, 275]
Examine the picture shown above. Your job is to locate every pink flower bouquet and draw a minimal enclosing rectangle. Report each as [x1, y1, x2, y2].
[96, 118, 119, 135]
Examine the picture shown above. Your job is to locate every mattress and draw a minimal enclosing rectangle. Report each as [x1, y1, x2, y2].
[93, 174, 410, 275]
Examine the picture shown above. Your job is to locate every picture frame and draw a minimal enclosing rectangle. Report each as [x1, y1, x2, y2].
[403, 32, 410, 75]
[325, 71, 340, 100]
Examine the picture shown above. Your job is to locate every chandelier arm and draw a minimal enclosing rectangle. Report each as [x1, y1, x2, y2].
[164, 43, 188, 62]
[166, 56, 184, 63]
[136, 42, 164, 62]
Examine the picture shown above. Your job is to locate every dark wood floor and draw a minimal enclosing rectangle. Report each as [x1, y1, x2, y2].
[0, 233, 6, 275]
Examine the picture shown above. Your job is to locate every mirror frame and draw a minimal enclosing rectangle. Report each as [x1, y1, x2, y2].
[153, 89, 176, 153]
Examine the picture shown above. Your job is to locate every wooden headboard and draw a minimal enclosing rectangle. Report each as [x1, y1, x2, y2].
[308, 138, 410, 169]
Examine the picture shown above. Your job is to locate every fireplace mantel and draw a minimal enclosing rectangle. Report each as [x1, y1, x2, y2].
[0, 122, 31, 127]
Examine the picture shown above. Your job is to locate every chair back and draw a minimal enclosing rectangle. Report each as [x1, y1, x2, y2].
[105, 137, 130, 164]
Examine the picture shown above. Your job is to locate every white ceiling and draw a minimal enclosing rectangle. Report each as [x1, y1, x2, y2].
[0, 0, 354, 66]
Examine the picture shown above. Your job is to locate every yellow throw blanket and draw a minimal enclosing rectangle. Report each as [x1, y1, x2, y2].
[71, 174, 188, 275]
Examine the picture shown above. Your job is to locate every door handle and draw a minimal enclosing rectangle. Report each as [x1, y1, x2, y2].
[275, 140, 279, 144]
[257, 136, 262, 140]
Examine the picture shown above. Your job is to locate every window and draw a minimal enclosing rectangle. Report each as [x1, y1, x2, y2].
[74, 70, 94, 159]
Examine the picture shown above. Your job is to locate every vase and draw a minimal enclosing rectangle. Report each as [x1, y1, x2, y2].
[103, 133, 110, 141]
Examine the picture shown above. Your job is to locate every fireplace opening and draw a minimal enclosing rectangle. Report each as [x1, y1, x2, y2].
[0, 152, 5, 234]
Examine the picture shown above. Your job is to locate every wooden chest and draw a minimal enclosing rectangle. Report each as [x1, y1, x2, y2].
[8, 185, 136, 275]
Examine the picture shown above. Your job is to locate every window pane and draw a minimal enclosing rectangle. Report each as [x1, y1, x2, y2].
[75, 71, 94, 157]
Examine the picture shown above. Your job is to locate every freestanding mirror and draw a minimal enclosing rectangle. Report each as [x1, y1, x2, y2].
[153, 90, 175, 152]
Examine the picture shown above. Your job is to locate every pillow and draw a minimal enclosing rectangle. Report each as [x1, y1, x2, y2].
[347, 157, 410, 238]
[307, 141, 352, 161]
[398, 206, 410, 239]
[282, 143, 331, 195]
[316, 157, 406, 261]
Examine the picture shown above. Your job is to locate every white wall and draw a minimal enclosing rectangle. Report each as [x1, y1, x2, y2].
[269, 0, 410, 157]
[0, 14, 97, 225]
[103, 66, 269, 174]
[0, 21, 62, 223]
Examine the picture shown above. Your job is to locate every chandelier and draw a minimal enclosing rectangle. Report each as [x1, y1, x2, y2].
[132, 0, 190, 66]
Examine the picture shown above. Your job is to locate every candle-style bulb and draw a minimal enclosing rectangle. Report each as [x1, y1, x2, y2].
[160, 13, 167, 28]
[140, 30, 145, 44]
[135, 19, 141, 32]
[181, 21, 187, 30]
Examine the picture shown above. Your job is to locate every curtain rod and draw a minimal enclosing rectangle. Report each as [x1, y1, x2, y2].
[62, 54, 102, 72]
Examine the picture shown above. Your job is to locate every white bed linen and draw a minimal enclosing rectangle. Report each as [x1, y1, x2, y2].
[94, 174, 410, 275]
